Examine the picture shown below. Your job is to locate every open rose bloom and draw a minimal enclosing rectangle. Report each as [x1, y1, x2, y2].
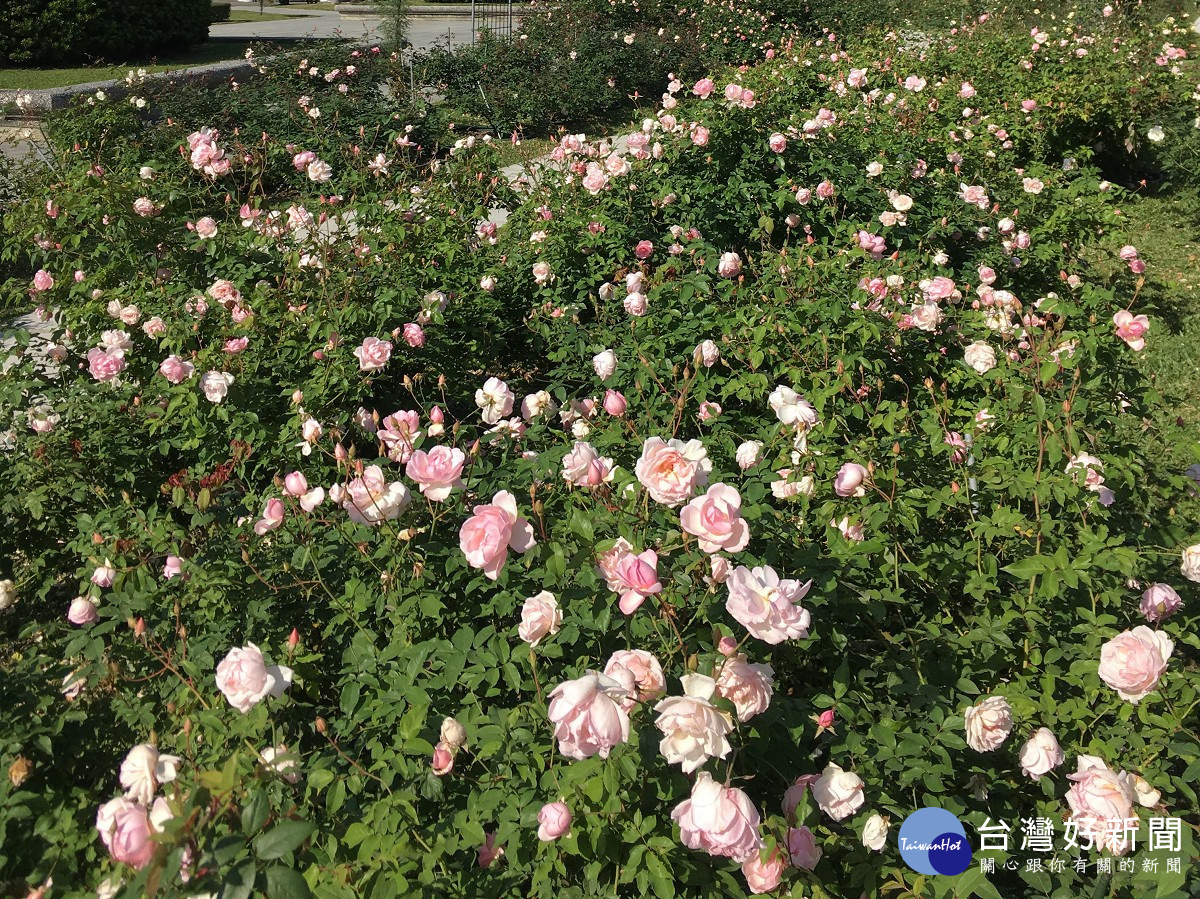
[216, 643, 293, 713]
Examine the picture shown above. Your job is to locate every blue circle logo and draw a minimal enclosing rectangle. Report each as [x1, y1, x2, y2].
[898, 808, 972, 876]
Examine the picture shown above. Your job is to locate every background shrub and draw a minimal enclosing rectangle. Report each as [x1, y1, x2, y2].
[0, 0, 212, 67]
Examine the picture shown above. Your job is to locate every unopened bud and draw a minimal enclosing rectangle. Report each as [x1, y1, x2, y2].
[134, 617, 146, 638]
[315, 716, 327, 734]
[288, 627, 300, 649]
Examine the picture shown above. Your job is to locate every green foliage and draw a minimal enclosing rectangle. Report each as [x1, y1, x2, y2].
[1, 8, 1199, 899]
[0, 0, 213, 67]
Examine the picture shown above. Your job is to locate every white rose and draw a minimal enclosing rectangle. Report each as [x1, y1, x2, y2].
[119, 743, 182, 805]
[1018, 727, 1064, 779]
[200, 371, 234, 403]
[862, 814, 889, 851]
[1181, 544, 1200, 582]
[964, 341, 997, 374]
[653, 674, 733, 773]
[260, 745, 302, 784]
[593, 349, 617, 380]
[440, 717, 467, 751]
[475, 377, 515, 424]
[736, 441, 763, 470]
[812, 763, 865, 821]
[0, 579, 15, 611]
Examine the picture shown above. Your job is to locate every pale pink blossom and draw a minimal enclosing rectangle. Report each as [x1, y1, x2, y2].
[725, 565, 812, 644]
[547, 671, 631, 759]
[562, 441, 615, 488]
[787, 826, 822, 869]
[603, 650, 666, 707]
[1140, 583, 1182, 622]
[332, 465, 410, 525]
[1098, 627, 1172, 702]
[654, 674, 733, 772]
[964, 695, 1013, 751]
[672, 772, 763, 861]
[95, 798, 154, 869]
[1113, 311, 1149, 351]
[354, 337, 393, 372]
[635, 437, 711, 506]
[158, 355, 194, 384]
[537, 802, 572, 841]
[518, 591, 561, 647]
[215, 643, 293, 713]
[406, 446, 465, 502]
[254, 498, 285, 535]
[459, 490, 536, 580]
[680, 484, 750, 554]
[812, 762, 865, 821]
[1019, 727, 1064, 780]
[612, 548, 662, 614]
[715, 653, 774, 721]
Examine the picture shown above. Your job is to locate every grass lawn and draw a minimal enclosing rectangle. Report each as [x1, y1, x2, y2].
[225, 8, 307, 22]
[0, 42, 247, 90]
[1123, 187, 1200, 498]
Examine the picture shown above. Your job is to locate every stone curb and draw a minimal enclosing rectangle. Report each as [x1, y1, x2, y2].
[0, 39, 346, 112]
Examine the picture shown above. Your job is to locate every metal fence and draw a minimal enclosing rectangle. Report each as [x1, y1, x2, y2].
[470, 0, 514, 42]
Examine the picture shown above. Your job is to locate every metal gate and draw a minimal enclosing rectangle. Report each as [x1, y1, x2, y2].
[470, 0, 514, 42]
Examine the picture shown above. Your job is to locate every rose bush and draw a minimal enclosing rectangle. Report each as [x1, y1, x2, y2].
[1, 7, 1199, 899]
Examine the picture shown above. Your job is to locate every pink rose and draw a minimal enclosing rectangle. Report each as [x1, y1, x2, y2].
[692, 77, 715, 99]
[195, 217, 218, 239]
[672, 771, 763, 862]
[459, 490, 536, 580]
[402, 323, 425, 348]
[1140, 583, 1182, 622]
[68, 597, 99, 626]
[163, 556, 183, 579]
[958, 183, 989, 209]
[91, 558, 116, 588]
[717, 252, 742, 278]
[1019, 727, 1064, 780]
[32, 269, 54, 292]
[1113, 311, 1149, 351]
[132, 197, 160, 217]
[742, 847, 785, 894]
[612, 548, 662, 614]
[697, 401, 722, 422]
[634, 240, 654, 260]
[603, 389, 627, 416]
[223, 337, 249, 355]
[405, 446, 465, 502]
[284, 472, 308, 498]
[964, 695, 1012, 751]
[431, 741, 454, 776]
[768, 132, 787, 153]
[354, 336, 393, 372]
[254, 498, 285, 535]
[1066, 756, 1135, 853]
[834, 462, 868, 497]
[796, 187, 812, 204]
[726, 565, 812, 644]
[680, 484, 750, 554]
[518, 591, 561, 647]
[547, 672, 631, 759]
[812, 762, 865, 821]
[537, 802, 572, 841]
[654, 674, 733, 772]
[816, 179, 835, 200]
[292, 150, 316, 171]
[715, 653, 774, 721]
[635, 437, 712, 506]
[477, 832, 504, 868]
[215, 643, 293, 713]
[695, 339, 720, 367]
[332, 465, 410, 524]
[1097, 626, 1173, 702]
[158, 355, 195, 384]
[87, 347, 127, 382]
[691, 126, 710, 147]
[562, 441, 615, 488]
[603, 649, 665, 707]
[95, 798, 154, 869]
[782, 774, 821, 822]
[787, 826, 822, 870]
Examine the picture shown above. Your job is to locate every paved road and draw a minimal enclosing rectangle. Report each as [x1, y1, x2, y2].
[210, 7, 476, 50]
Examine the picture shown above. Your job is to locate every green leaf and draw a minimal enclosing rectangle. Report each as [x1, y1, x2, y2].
[263, 866, 314, 899]
[241, 788, 270, 836]
[254, 819, 317, 860]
